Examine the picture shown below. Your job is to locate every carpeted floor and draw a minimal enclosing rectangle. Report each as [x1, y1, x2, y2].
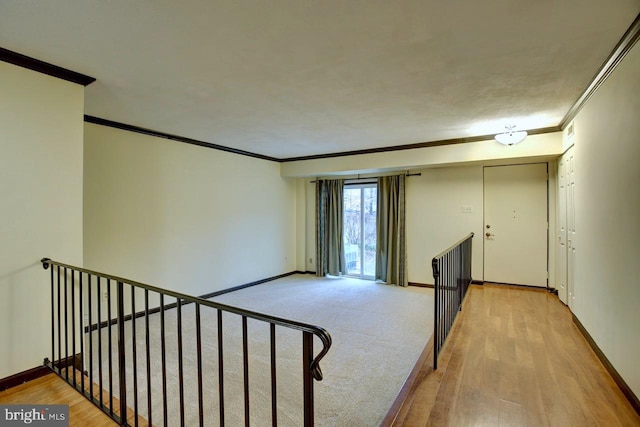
[88, 275, 433, 426]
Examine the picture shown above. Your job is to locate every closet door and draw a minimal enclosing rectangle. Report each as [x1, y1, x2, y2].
[566, 148, 577, 309]
[557, 156, 568, 304]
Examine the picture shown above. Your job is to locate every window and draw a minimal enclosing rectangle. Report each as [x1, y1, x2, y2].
[343, 183, 377, 279]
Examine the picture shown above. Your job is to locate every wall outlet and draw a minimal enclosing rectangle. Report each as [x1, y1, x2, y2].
[103, 291, 108, 300]
[462, 205, 473, 213]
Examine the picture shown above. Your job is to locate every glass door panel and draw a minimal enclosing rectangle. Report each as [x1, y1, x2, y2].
[343, 184, 377, 279]
[362, 186, 377, 277]
[344, 187, 362, 275]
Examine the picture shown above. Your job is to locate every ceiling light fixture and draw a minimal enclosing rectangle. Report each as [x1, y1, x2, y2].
[494, 125, 528, 146]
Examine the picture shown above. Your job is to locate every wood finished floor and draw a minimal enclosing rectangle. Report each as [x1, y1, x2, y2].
[0, 367, 149, 426]
[385, 284, 640, 427]
[0, 373, 116, 426]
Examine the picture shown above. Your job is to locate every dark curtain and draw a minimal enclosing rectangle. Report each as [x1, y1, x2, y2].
[315, 179, 346, 276]
[376, 175, 407, 286]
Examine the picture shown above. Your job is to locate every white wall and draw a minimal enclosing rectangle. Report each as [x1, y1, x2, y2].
[83, 123, 297, 296]
[570, 42, 640, 396]
[0, 62, 84, 379]
[406, 166, 484, 284]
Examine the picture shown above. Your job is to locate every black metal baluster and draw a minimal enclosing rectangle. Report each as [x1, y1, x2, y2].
[302, 331, 314, 426]
[440, 259, 444, 356]
[160, 294, 168, 427]
[432, 257, 439, 369]
[448, 252, 452, 339]
[439, 256, 444, 351]
[79, 272, 84, 394]
[449, 251, 452, 312]
[107, 279, 113, 415]
[442, 254, 445, 351]
[439, 255, 443, 354]
[144, 290, 152, 427]
[439, 258, 442, 363]
[456, 247, 460, 306]
[442, 255, 446, 350]
[242, 316, 250, 427]
[177, 298, 185, 427]
[437, 257, 441, 359]
[444, 255, 447, 348]
[64, 267, 69, 380]
[270, 323, 277, 426]
[468, 239, 473, 294]
[88, 274, 94, 400]
[50, 264, 54, 370]
[465, 241, 469, 295]
[441, 255, 445, 351]
[443, 254, 446, 350]
[463, 242, 467, 294]
[117, 281, 127, 426]
[195, 304, 204, 427]
[446, 253, 450, 336]
[58, 266, 61, 373]
[97, 277, 103, 409]
[456, 246, 460, 310]
[131, 286, 138, 427]
[71, 270, 76, 386]
[454, 247, 458, 311]
[459, 245, 463, 310]
[217, 309, 225, 426]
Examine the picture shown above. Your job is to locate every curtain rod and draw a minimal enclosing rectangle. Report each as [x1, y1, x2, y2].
[309, 172, 421, 184]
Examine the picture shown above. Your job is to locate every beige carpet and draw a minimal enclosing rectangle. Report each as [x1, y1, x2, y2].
[88, 275, 433, 426]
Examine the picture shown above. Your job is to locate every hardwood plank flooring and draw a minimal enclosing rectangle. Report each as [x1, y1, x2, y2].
[0, 367, 148, 426]
[57, 367, 150, 426]
[0, 373, 115, 426]
[385, 284, 640, 427]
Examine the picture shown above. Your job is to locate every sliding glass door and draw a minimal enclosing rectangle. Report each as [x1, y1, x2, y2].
[343, 184, 377, 279]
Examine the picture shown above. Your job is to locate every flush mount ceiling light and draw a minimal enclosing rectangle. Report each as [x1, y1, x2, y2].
[494, 125, 528, 146]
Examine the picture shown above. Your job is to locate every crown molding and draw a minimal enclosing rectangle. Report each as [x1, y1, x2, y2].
[84, 115, 280, 162]
[0, 46, 95, 86]
[279, 126, 561, 162]
[560, 13, 640, 129]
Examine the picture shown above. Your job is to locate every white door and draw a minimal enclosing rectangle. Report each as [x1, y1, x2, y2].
[484, 164, 548, 287]
[566, 148, 577, 309]
[556, 157, 568, 304]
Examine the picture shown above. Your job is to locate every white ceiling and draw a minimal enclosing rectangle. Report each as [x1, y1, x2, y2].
[1, 1, 639, 159]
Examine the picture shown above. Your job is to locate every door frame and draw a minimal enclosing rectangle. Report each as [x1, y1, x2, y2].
[482, 162, 550, 288]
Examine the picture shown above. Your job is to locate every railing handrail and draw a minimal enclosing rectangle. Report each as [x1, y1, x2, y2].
[431, 232, 475, 263]
[41, 258, 332, 380]
[430, 233, 474, 370]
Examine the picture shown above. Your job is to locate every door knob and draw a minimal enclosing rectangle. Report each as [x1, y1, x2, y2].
[486, 232, 493, 237]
